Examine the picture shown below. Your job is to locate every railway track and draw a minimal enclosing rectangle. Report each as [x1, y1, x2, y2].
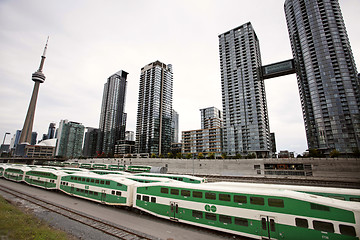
[0, 184, 158, 240]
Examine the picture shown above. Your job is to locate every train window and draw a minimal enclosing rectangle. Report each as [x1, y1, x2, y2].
[339, 224, 356, 236]
[70, 176, 74, 180]
[235, 217, 248, 227]
[181, 190, 190, 197]
[85, 190, 88, 194]
[137, 195, 141, 200]
[219, 194, 231, 202]
[192, 210, 203, 219]
[91, 179, 94, 183]
[310, 203, 330, 211]
[219, 215, 232, 224]
[95, 180, 99, 184]
[74, 177, 78, 181]
[94, 192, 98, 196]
[270, 219, 275, 232]
[295, 218, 308, 228]
[112, 190, 115, 195]
[349, 197, 360, 202]
[151, 197, 156, 203]
[250, 197, 264, 205]
[89, 191, 93, 195]
[234, 195, 247, 204]
[205, 212, 216, 221]
[313, 220, 334, 233]
[205, 192, 216, 200]
[116, 191, 121, 196]
[105, 181, 110, 185]
[100, 180, 104, 185]
[86, 178, 89, 182]
[179, 178, 183, 181]
[193, 191, 203, 198]
[161, 188, 169, 194]
[171, 189, 179, 195]
[268, 198, 284, 208]
[262, 218, 267, 230]
[82, 178, 85, 182]
[117, 183, 122, 187]
[143, 196, 150, 202]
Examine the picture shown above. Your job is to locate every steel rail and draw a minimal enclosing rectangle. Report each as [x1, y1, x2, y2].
[0, 184, 157, 240]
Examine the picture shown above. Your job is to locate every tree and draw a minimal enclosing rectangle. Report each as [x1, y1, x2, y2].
[186, 153, 192, 159]
[329, 149, 340, 158]
[151, 153, 156, 158]
[235, 154, 242, 159]
[207, 152, 215, 159]
[197, 152, 204, 159]
[167, 152, 174, 159]
[221, 153, 227, 159]
[176, 152, 183, 159]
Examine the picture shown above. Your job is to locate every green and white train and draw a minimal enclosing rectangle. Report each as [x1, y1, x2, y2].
[1, 163, 359, 239]
[134, 182, 360, 239]
[208, 182, 360, 202]
[134, 172, 207, 184]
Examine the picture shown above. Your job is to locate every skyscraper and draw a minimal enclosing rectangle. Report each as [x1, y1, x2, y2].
[83, 127, 99, 157]
[219, 22, 270, 158]
[98, 70, 128, 155]
[47, 123, 56, 139]
[285, 0, 360, 154]
[19, 38, 49, 144]
[136, 60, 173, 156]
[55, 119, 84, 158]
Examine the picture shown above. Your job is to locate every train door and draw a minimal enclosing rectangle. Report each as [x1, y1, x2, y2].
[169, 202, 179, 220]
[70, 184, 74, 195]
[101, 190, 106, 203]
[260, 216, 279, 239]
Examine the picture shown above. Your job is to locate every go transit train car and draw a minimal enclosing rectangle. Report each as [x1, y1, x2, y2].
[24, 168, 69, 190]
[207, 182, 360, 202]
[134, 172, 207, 184]
[0, 164, 12, 177]
[133, 181, 360, 240]
[4, 165, 33, 182]
[59, 172, 138, 206]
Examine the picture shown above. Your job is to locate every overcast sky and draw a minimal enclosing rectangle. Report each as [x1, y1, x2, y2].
[0, 0, 359, 155]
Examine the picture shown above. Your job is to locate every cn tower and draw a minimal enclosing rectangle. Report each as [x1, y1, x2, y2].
[18, 37, 49, 144]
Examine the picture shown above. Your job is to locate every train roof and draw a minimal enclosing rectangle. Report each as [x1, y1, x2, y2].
[27, 168, 69, 176]
[122, 175, 176, 183]
[5, 165, 33, 171]
[138, 181, 360, 212]
[206, 182, 360, 195]
[134, 172, 206, 180]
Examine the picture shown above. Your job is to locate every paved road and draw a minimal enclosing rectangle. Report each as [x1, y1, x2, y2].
[0, 179, 247, 240]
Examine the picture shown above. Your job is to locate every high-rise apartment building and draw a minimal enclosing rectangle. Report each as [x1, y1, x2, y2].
[98, 70, 128, 155]
[172, 109, 179, 143]
[200, 107, 223, 129]
[285, 0, 360, 154]
[55, 119, 84, 158]
[47, 123, 56, 139]
[182, 106, 223, 157]
[219, 22, 270, 157]
[136, 60, 173, 156]
[83, 127, 99, 157]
